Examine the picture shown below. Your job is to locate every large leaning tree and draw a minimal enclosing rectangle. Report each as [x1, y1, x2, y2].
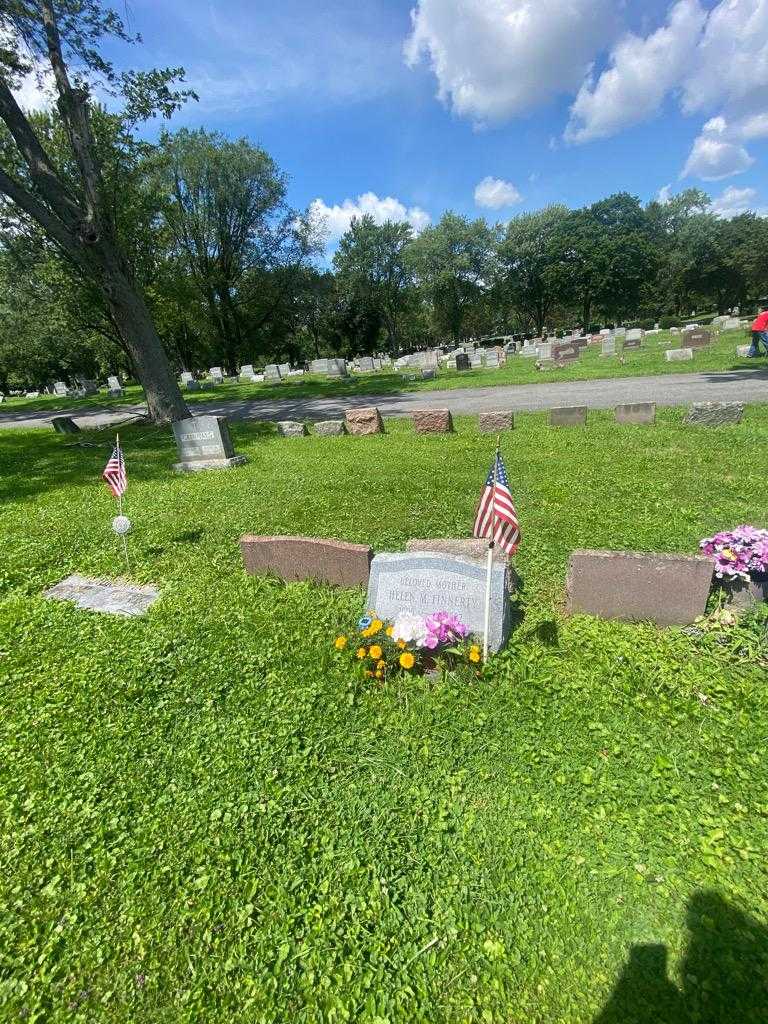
[0, 0, 192, 423]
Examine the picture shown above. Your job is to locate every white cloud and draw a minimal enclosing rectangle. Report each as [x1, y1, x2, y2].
[474, 176, 522, 209]
[404, 0, 616, 125]
[565, 0, 707, 143]
[657, 184, 673, 204]
[309, 192, 431, 242]
[681, 0, 768, 116]
[681, 133, 754, 180]
[710, 185, 767, 218]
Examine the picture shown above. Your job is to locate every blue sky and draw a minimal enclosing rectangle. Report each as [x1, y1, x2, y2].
[81, 1, 768, 241]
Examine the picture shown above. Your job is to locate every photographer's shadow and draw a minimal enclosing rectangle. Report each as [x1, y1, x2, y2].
[594, 891, 768, 1024]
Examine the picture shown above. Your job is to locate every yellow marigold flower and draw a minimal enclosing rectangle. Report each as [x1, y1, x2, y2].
[376, 660, 386, 670]
[334, 636, 348, 650]
[356, 647, 367, 659]
[399, 651, 415, 670]
[370, 619, 383, 634]
[385, 625, 394, 637]
[469, 649, 481, 663]
[396, 639, 406, 649]
[369, 644, 383, 660]
[375, 670, 383, 679]
[365, 669, 374, 678]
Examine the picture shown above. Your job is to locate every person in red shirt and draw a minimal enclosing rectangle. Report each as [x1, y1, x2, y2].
[748, 301, 768, 356]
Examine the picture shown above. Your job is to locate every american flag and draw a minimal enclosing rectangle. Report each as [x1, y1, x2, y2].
[102, 442, 127, 498]
[473, 451, 520, 555]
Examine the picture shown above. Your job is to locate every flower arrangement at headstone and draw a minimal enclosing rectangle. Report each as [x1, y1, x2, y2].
[699, 526, 768, 581]
[699, 525, 768, 609]
[333, 611, 482, 680]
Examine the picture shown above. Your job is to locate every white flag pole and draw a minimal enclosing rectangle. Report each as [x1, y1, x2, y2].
[482, 436, 500, 662]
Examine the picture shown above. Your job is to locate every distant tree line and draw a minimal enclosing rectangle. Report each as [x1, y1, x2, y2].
[2, 115, 767, 395]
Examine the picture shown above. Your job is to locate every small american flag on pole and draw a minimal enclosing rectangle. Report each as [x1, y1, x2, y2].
[102, 440, 127, 498]
[473, 450, 520, 555]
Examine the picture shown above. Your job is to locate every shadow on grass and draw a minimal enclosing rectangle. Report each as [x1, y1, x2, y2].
[594, 891, 768, 1024]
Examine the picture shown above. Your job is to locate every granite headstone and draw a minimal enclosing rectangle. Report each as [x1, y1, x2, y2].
[366, 551, 511, 653]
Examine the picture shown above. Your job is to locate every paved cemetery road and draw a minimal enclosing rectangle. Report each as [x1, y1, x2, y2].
[2, 367, 767, 430]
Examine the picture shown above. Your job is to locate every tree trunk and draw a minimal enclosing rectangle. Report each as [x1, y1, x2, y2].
[97, 249, 189, 423]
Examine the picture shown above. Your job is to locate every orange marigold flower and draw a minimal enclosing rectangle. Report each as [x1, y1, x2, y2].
[369, 644, 383, 660]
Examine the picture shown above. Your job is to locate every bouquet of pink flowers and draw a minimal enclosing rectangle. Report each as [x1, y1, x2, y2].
[699, 525, 768, 581]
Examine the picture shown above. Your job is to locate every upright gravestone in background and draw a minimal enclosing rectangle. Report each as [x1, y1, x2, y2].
[171, 415, 247, 472]
[366, 551, 512, 653]
[263, 364, 282, 382]
[601, 337, 617, 357]
[552, 342, 579, 363]
[455, 353, 470, 371]
[682, 328, 712, 349]
[327, 358, 348, 377]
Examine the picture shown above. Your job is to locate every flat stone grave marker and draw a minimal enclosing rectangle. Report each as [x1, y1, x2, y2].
[51, 416, 80, 434]
[240, 535, 372, 587]
[567, 550, 713, 626]
[478, 410, 514, 433]
[550, 406, 587, 427]
[277, 420, 307, 437]
[665, 348, 693, 362]
[46, 574, 159, 617]
[412, 409, 453, 434]
[314, 420, 346, 436]
[683, 329, 712, 349]
[345, 407, 384, 435]
[172, 414, 247, 472]
[684, 402, 744, 426]
[366, 551, 512, 653]
[615, 402, 656, 425]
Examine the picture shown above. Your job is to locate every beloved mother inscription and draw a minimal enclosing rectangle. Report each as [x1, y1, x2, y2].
[366, 552, 511, 653]
[172, 415, 247, 472]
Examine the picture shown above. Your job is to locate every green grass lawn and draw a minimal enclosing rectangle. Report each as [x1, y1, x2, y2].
[1, 410, 767, 1022]
[4, 327, 759, 417]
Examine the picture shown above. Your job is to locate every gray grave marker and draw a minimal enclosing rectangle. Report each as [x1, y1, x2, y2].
[366, 551, 511, 653]
[171, 415, 247, 472]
